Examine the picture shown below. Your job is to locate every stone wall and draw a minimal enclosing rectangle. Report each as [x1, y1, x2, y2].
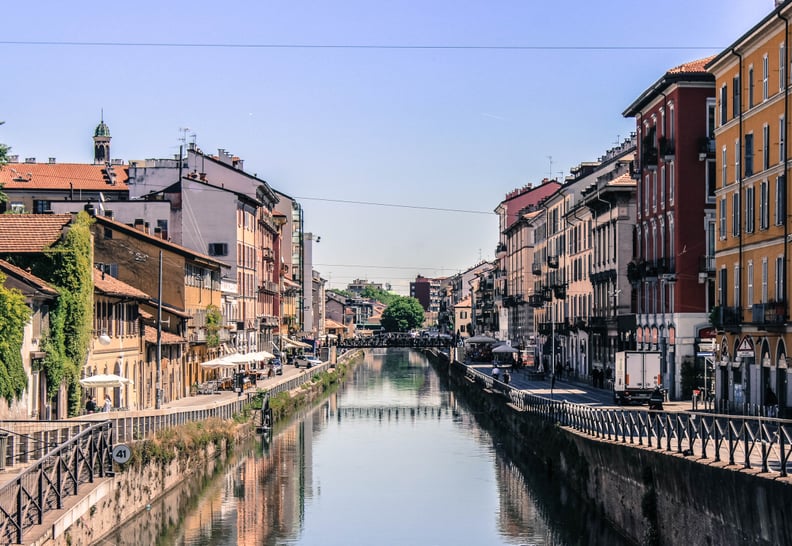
[435, 352, 792, 546]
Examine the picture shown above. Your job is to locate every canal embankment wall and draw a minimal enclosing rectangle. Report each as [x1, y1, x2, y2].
[431, 351, 792, 546]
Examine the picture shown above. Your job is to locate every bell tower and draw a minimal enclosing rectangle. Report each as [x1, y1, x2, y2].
[93, 111, 111, 164]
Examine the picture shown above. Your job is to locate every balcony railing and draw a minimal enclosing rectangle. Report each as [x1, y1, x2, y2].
[659, 137, 675, 160]
[699, 255, 715, 274]
[751, 302, 787, 326]
[710, 306, 742, 329]
[532, 263, 542, 276]
[547, 255, 559, 269]
[528, 294, 544, 308]
[698, 136, 716, 159]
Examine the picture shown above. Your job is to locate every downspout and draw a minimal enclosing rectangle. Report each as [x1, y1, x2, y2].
[731, 47, 744, 321]
[778, 10, 789, 318]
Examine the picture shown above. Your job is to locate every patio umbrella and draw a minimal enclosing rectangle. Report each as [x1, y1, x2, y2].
[466, 335, 497, 344]
[221, 352, 254, 365]
[79, 374, 133, 388]
[492, 344, 519, 353]
[200, 357, 239, 369]
[247, 350, 275, 361]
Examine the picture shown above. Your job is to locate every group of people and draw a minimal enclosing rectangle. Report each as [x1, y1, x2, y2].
[85, 394, 113, 414]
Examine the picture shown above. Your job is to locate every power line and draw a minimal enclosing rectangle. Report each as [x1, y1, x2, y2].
[314, 263, 457, 271]
[0, 40, 725, 51]
[295, 196, 493, 215]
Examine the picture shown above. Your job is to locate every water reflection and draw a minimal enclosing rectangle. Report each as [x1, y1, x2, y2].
[108, 350, 630, 546]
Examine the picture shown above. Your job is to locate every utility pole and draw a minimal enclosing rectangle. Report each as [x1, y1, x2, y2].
[156, 250, 163, 409]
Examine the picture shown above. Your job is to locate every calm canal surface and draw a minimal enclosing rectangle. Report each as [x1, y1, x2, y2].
[108, 350, 632, 546]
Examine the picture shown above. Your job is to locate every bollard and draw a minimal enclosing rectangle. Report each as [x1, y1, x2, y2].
[0, 432, 7, 471]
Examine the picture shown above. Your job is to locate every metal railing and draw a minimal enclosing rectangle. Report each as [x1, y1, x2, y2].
[460, 362, 792, 477]
[0, 421, 113, 544]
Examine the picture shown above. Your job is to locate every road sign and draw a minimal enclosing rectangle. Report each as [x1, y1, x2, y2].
[736, 338, 754, 358]
[112, 444, 131, 464]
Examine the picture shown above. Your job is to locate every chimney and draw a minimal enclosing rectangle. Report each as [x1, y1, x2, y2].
[48, 157, 56, 164]
[199, 172, 206, 181]
[8, 155, 18, 162]
[144, 221, 150, 235]
[134, 218, 145, 231]
[24, 157, 36, 163]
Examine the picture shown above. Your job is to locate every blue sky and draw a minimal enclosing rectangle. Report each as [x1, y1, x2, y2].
[0, 1, 775, 294]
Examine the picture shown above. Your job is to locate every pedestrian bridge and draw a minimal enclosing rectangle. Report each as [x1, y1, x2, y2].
[332, 404, 452, 421]
[337, 335, 453, 349]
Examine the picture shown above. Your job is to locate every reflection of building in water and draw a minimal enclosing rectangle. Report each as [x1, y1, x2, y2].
[495, 456, 544, 538]
[231, 410, 316, 545]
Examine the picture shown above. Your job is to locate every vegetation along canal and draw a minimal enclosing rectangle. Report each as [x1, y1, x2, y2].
[107, 349, 632, 545]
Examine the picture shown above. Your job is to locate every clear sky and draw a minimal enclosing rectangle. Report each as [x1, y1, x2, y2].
[0, 0, 775, 294]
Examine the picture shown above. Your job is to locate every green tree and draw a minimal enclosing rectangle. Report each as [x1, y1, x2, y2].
[0, 272, 32, 402]
[381, 296, 425, 332]
[360, 285, 399, 306]
[206, 304, 222, 348]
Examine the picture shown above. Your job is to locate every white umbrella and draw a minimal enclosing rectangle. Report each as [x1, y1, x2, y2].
[200, 357, 239, 369]
[492, 344, 519, 353]
[221, 352, 254, 365]
[80, 374, 133, 388]
[248, 350, 275, 361]
[466, 335, 497, 344]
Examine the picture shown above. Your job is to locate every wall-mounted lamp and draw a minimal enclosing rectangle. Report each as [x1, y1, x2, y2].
[98, 331, 111, 345]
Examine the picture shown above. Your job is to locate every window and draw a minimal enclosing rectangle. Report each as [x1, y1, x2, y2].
[732, 192, 741, 236]
[747, 261, 753, 308]
[763, 125, 770, 171]
[669, 104, 675, 142]
[208, 243, 228, 256]
[644, 174, 650, 214]
[720, 85, 728, 125]
[719, 197, 727, 239]
[749, 66, 755, 108]
[10, 203, 24, 213]
[719, 267, 728, 306]
[733, 75, 741, 117]
[735, 140, 740, 180]
[33, 200, 51, 214]
[781, 44, 786, 92]
[745, 186, 754, 233]
[781, 116, 786, 163]
[745, 133, 754, 176]
[722, 146, 728, 186]
[652, 170, 657, 211]
[660, 166, 666, 208]
[734, 264, 741, 308]
[775, 175, 786, 225]
[763, 54, 769, 100]
[776, 256, 785, 301]
[706, 160, 716, 200]
[760, 180, 769, 230]
[762, 258, 768, 304]
[669, 161, 675, 203]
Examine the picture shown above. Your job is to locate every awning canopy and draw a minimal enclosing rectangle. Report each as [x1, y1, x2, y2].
[466, 335, 497, 344]
[492, 343, 518, 353]
[80, 374, 133, 388]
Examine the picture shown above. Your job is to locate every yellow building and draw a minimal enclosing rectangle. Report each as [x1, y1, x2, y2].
[707, 3, 792, 413]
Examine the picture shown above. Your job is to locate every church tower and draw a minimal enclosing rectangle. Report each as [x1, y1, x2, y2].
[93, 114, 111, 164]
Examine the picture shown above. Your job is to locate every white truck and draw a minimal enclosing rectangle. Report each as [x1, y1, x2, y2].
[613, 351, 662, 405]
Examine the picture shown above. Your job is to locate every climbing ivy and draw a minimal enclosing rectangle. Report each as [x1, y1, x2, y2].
[205, 304, 222, 348]
[24, 212, 94, 416]
[0, 272, 32, 402]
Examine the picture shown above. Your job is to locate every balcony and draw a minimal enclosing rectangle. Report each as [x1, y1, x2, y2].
[532, 263, 542, 276]
[642, 146, 658, 170]
[547, 255, 559, 269]
[542, 287, 553, 302]
[710, 306, 742, 330]
[751, 301, 787, 328]
[659, 137, 675, 160]
[258, 281, 279, 294]
[553, 284, 566, 299]
[262, 248, 274, 262]
[528, 294, 544, 308]
[627, 260, 642, 283]
[496, 242, 507, 255]
[698, 255, 715, 274]
[698, 136, 715, 160]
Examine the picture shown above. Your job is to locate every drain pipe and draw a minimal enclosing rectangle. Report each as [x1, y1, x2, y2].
[778, 10, 789, 316]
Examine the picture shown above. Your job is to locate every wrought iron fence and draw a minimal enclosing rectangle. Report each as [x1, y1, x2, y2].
[460, 361, 792, 477]
[0, 421, 113, 545]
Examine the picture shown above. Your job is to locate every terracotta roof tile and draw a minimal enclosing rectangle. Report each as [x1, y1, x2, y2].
[0, 214, 73, 253]
[143, 324, 186, 345]
[0, 162, 128, 191]
[0, 258, 58, 295]
[93, 268, 149, 299]
[608, 172, 635, 186]
[667, 56, 715, 75]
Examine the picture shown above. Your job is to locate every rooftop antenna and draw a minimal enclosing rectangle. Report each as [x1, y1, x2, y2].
[547, 155, 553, 178]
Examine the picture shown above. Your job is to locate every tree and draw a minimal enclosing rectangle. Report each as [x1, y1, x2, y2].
[360, 285, 399, 306]
[381, 296, 425, 332]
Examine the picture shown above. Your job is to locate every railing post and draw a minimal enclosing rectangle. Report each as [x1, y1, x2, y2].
[0, 431, 7, 471]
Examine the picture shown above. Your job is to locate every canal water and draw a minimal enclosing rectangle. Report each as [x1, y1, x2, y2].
[105, 350, 633, 546]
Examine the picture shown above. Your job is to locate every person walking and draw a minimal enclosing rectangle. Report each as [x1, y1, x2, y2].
[765, 386, 778, 417]
[103, 394, 112, 412]
[492, 364, 500, 382]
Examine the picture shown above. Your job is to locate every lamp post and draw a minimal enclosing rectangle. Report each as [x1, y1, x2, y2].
[156, 250, 163, 409]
